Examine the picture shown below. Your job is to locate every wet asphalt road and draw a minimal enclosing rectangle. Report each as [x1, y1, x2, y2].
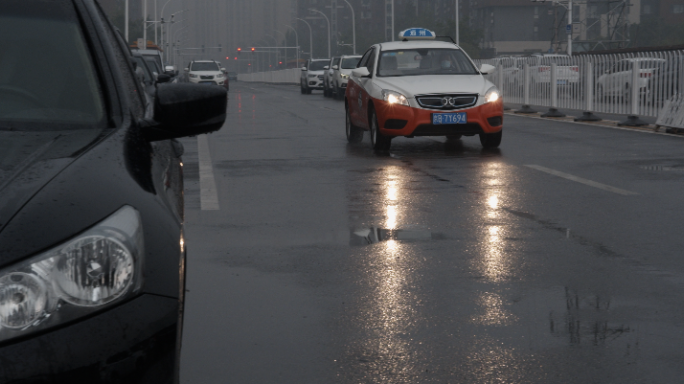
[179, 82, 684, 383]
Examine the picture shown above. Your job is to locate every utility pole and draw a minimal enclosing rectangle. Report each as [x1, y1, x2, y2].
[143, 0, 147, 47]
[567, 0, 573, 56]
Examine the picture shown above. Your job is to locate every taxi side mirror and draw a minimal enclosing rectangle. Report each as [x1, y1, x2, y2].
[352, 67, 370, 78]
[480, 64, 495, 75]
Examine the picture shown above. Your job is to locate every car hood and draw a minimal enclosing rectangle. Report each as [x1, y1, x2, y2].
[190, 71, 221, 76]
[0, 129, 104, 236]
[372, 75, 490, 98]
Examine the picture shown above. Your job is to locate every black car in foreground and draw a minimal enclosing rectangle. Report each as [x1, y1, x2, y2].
[0, 0, 227, 383]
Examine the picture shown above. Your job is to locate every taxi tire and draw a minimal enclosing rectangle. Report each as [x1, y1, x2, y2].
[479, 130, 502, 149]
[370, 110, 392, 151]
[345, 106, 364, 143]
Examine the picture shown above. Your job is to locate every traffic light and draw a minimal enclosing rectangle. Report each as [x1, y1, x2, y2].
[234, 57, 238, 60]
[279, 61, 283, 65]
[226, 57, 230, 60]
[237, 47, 242, 54]
[251, 47, 255, 53]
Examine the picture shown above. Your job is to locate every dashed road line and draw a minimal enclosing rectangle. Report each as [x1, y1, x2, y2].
[525, 164, 639, 196]
[197, 135, 220, 210]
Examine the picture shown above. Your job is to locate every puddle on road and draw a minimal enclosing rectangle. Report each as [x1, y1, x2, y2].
[349, 227, 438, 246]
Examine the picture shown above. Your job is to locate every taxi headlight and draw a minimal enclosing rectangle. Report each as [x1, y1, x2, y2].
[382, 90, 410, 107]
[0, 206, 143, 343]
[485, 87, 500, 103]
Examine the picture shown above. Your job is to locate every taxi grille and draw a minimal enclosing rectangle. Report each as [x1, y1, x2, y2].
[416, 94, 478, 110]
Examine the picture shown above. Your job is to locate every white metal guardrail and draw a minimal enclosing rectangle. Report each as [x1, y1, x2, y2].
[474, 50, 684, 121]
[238, 50, 683, 125]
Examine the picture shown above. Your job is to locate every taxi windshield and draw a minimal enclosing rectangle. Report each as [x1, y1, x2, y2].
[377, 48, 478, 77]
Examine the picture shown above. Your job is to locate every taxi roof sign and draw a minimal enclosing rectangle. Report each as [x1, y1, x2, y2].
[399, 28, 436, 40]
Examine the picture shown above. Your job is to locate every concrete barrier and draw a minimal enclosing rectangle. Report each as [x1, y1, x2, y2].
[656, 94, 684, 132]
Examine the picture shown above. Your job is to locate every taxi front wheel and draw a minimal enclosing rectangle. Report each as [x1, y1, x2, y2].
[479, 130, 502, 149]
[345, 105, 364, 143]
[370, 110, 392, 151]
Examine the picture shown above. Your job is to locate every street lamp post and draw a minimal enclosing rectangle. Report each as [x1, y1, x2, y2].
[125, 0, 129, 42]
[341, 0, 356, 54]
[265, 34, 279, 70]
[143, 0, 147, 47]
[296, 18, 314, 60]
[276, 30, 287, 67]
[309, 9, 331, 58]
[285, 24, 300, 67]
[455, 0, 459, 45]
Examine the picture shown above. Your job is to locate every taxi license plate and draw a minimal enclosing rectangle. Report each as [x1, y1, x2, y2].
[432, 112, 467, 125]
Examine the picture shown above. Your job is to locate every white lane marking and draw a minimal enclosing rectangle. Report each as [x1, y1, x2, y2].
[525, 164, 639, 196]
[197, 135, 220, 210]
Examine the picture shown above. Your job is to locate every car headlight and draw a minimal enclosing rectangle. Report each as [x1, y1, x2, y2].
[341, 74, 349, 79]
[216, 73, 224, 78]
[484, 87, 500, 103]
[382, 90, 410, 106]
[189, 74, 199, 78]
[0, 206, 143, 343]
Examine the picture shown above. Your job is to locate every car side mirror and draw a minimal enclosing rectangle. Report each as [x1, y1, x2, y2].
[141, 83, 227, 142]
[351, 67, 371, 78]
[332, 65, 339, 70]
[184, 68, 189, 72]
[156, 74, 172, 84]
[480, 64, 495, 75]
[324, 65, 330, 70]
[301, 67, 307, 71]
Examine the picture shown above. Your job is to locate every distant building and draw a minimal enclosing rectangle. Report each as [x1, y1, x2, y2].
[472, 0, 641, 56]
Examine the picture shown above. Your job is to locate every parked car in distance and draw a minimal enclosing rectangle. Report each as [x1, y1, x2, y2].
[185, 60, 227, 86]
[596, 58, 667, 103]
[332, 55, 362, 100]
[324, 57, 341, 98]
[300, 59, 329, 94]
[529, 54, 580, 93]
[0, 1, 227, 383]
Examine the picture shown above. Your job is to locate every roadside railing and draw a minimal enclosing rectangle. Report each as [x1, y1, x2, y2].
[474, 50, 684, 121]
[238, 50, 684, 127]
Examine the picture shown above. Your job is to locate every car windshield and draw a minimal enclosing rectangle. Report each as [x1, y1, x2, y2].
[377, 48, 478, 77]
[144, 56, 163, 74]
[341, 57, 361, 69]
[309, 61, 328, 71]
[0, 0, 105, 131]
[192, 62, 220, 71]
[135, 57, 153, 83]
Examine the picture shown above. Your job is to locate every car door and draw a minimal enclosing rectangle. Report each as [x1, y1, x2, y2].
[348, 48, 373, 127]
[92, 1, 184, 222]
[352, 47, 376, 129]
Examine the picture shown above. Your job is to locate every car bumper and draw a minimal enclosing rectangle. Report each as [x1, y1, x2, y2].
[306, 79, 324, 89]
[373, 98, 504, 137]
[0, 294, 179, 383]
[189, 78, 224, 85]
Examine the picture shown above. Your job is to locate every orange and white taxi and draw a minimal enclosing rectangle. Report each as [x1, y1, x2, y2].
[345, 28, 502, 150]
